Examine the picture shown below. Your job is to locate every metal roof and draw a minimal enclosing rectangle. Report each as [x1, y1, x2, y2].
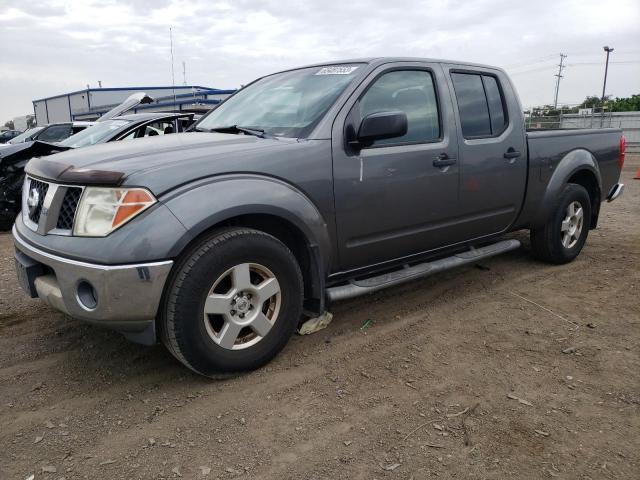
[32, 85, 227, 103]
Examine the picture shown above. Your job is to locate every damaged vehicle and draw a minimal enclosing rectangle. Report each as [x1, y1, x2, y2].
[6, 127, 46, 144]
[0, 106, 194, 230]
[2, 122, 95, 148]
[0, 130, 23, 143]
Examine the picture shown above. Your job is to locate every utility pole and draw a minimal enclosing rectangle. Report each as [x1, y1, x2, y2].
[601, 46, 614, 104]
[553, 53, 567, 109]
[182, 61, 187, 86]
[169, 27, 177, 104]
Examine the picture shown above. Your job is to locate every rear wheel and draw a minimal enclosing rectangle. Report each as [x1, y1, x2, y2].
[530, 183, 591, 264]
[160, 228, 303, 377]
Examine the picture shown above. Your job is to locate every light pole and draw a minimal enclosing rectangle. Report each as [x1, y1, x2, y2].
[601, 46, 614, 105]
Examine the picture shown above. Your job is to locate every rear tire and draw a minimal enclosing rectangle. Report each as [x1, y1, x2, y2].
[530, 183, 591, 264]
[160, 228, 303, 377]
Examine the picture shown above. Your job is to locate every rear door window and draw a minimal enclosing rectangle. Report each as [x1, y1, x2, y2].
[451, 73, 491, 138]
[483, 76, 507, 135]
[451, 72, 508, 138]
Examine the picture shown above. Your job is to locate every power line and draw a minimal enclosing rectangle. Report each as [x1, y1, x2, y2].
[503, 54, 558, 69]
[567, 61, 640, 66]
[503, 52, 640, 71]
[553, 53, 567, 109]
[508, 65, 557, 75]
[508, 60, 639, 76]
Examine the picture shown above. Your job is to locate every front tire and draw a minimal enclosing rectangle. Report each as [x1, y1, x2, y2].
[530, 183, 591, 264]
[160, 228, 303, 377]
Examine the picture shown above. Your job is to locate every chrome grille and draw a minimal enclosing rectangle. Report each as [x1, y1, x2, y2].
[27, 179, 48, 224]
[23, 177, 84, 235]
[56, 187, 82, 230]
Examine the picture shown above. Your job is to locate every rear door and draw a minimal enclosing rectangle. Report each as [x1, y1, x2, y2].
[445, 66, 527, 237]
[331, 62, 460, 270]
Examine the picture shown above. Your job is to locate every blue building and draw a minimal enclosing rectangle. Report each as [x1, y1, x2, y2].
[33, 85, 235, 125]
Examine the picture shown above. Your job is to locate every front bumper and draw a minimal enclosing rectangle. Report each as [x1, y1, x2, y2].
[13, 225, 173, 334]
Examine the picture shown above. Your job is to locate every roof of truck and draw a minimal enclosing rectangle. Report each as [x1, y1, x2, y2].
[287, 57, 505, 73]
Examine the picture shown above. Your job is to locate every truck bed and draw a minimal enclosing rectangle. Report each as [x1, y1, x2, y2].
[516, 127, 623, 230]
[527, 127, 622, 193]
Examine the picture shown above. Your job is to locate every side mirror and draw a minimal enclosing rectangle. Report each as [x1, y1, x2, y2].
[354, 111, 408, 147]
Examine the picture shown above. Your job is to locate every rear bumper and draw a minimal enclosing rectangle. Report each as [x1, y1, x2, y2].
[607, 183, 624, 202]
[13, 225, 173, 334]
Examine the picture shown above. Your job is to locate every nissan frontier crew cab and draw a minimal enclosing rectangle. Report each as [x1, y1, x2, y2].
[13, 58, 625, 377]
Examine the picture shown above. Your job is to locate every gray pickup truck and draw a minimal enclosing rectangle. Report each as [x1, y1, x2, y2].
[13, 58, 625, 376]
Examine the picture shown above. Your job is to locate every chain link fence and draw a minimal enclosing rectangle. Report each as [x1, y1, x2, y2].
[524, 105, 640, 151]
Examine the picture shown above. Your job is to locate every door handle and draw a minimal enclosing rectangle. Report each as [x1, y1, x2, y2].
[433, 153, 457, 168]
[503, 148, 521, 159]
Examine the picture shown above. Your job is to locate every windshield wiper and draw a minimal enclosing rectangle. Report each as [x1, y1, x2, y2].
[206, 125, 267, 138]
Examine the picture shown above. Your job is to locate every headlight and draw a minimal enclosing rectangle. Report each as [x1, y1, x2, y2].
[73, 187, 156, 237]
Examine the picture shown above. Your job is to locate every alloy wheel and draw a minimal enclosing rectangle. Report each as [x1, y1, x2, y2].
[203, 263, 281, 350]
[560, 200, 584, 249]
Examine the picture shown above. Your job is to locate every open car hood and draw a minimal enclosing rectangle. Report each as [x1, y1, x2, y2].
[96, 92, 155, 122]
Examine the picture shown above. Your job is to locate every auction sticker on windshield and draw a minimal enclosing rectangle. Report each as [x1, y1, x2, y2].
[315, 66, 359, 75]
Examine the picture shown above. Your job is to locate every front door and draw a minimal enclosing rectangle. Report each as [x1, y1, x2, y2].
[332, 63, 460, 271]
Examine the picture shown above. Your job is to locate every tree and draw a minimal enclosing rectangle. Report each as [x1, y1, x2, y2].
[3, 120, 14, 130]
[579, 94, 640, 112]
[579, 95, 611, 109]
[608, 94, 640, 112]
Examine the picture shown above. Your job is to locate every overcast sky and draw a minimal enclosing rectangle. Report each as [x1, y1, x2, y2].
[1, 0, 639, 123]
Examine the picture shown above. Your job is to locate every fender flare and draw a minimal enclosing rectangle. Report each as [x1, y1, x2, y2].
[533, 149, 602, 227]
[161, 174, 332, 309]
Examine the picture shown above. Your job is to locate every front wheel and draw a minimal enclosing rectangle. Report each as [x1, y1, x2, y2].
[530, 183, 591, 264]
[160, 228, 303, 377]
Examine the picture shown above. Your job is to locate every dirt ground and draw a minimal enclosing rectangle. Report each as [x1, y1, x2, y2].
[1, 157, 638, 480]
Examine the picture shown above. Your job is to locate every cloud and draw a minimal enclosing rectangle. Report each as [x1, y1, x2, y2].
[0, 0, 638, 121]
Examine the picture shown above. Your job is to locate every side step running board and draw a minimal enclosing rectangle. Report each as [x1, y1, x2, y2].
[326, 239, 521, 302]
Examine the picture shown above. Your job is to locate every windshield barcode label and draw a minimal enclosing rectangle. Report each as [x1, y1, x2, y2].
[315, 66, 359, 75]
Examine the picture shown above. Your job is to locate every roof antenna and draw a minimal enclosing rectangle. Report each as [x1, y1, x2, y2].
[170, 27, 177, 104]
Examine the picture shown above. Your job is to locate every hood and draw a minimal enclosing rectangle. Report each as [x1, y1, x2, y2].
[25, 132, 298, 192]
[96, 92, 154, 122]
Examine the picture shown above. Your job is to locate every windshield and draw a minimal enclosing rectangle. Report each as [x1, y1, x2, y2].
[8, 127, 44, 144]
[58, 119, 131, 148]
[196, 64, 363, 138]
